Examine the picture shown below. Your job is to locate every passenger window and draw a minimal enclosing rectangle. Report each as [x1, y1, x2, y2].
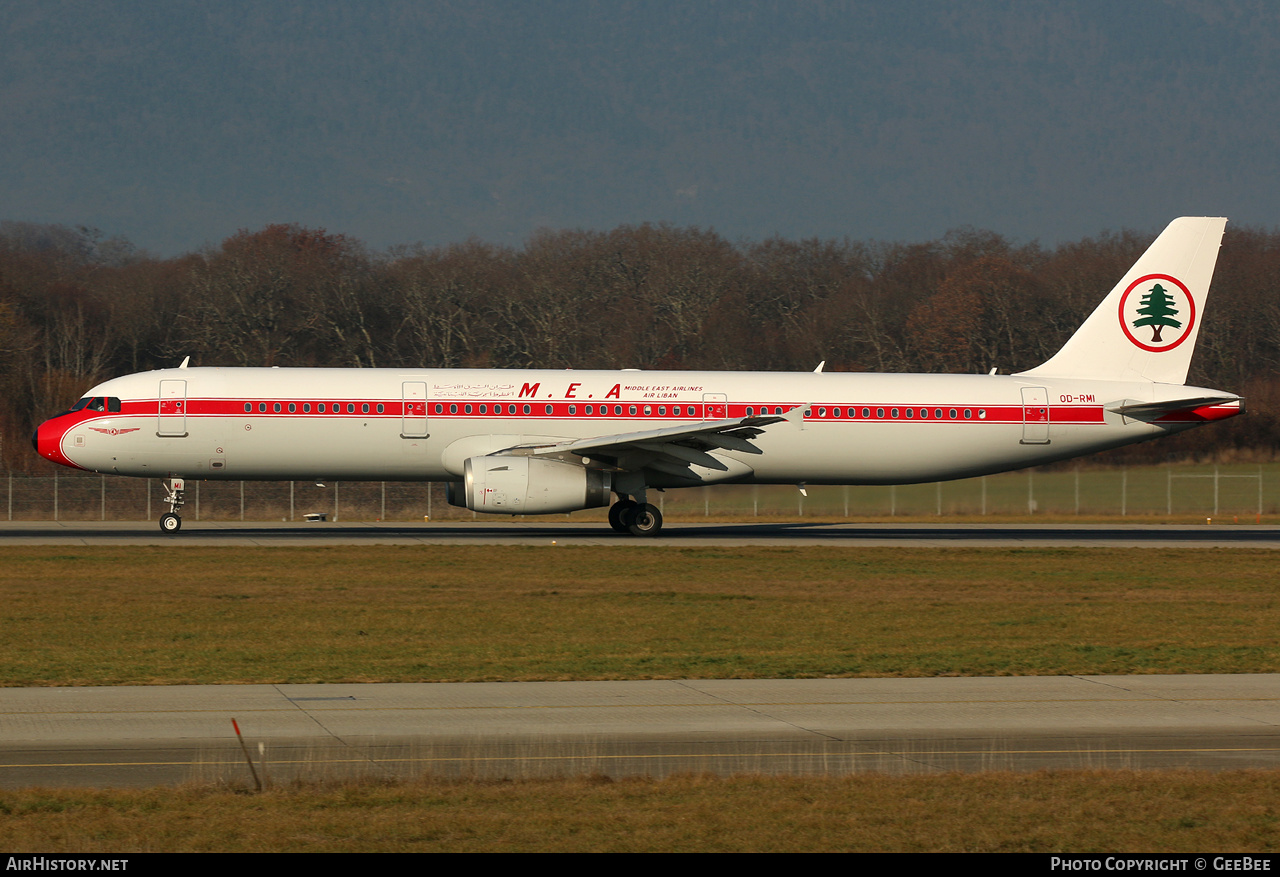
[464, 404, 472, 414]
[289, 403, 296, 413]
[346, 403, 355, 413]
[319, 403, 326, 413]
[259, 403, 267, 413]
[523, 404, 530, 415]
[303, 403, 311, 413]
[545, 404, 553, 415]
[273, 403, 282, 413]
[568, 405, 576, 415]
[244, 403, 252, 413]
[363, 403, 371, 414]
[377, 403, 385, 414]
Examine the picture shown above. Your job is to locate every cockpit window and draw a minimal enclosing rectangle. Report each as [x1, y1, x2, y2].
[82, 397, 122, 413]
[65, 396, 121, 415]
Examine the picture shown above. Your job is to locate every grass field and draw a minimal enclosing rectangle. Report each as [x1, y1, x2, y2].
[3, 544, 1278, 852]
[1, 545, 1277, 684]
[3, 771, 1280, 852]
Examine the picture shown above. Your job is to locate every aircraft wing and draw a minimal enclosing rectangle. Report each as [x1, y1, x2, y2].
[520, 406, 804, 475]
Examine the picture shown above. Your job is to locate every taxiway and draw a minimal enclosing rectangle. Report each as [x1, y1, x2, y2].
[2, 676, 1279, 787]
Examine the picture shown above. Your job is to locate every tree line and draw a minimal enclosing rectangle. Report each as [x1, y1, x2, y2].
[3, 219, 1277, 471]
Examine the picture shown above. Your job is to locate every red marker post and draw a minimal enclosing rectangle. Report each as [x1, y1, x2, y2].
[231, 718, 263, 792]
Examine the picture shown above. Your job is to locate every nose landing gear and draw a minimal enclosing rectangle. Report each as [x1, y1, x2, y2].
[159, 478, 186, 533]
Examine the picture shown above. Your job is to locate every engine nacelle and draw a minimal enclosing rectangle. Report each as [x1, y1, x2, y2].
[449, 456, 612, 515]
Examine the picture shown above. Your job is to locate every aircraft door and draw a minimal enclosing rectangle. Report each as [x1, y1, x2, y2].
[1021, 386, 1050, 445]
[402, 381, 428, 438]
[702, 393, 728, 420]
[157, 380, 188, 437]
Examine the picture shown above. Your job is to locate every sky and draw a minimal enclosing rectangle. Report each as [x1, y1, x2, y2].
[3, 0, 1280, 256]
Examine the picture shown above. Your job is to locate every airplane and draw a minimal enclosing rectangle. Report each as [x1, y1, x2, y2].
[32, 216, 1242, 536]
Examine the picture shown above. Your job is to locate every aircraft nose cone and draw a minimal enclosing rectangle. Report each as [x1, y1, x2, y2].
[31, 414, 89, 471]
[32, 417, 64, 465]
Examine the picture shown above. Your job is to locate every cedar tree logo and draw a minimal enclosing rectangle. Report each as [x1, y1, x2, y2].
[1118, 274, 1196, 353]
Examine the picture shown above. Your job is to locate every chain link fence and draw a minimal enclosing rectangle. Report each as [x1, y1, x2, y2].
[3, 463, 1276, 522]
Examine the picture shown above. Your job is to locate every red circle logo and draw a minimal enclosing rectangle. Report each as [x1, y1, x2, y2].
[1118, 273, 1196, 352]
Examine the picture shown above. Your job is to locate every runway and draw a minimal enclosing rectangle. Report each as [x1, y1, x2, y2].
[2, 675, 1280, 788]
[3, 520, 1280, 547]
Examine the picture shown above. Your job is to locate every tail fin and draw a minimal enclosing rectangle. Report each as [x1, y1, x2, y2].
[1018, 216, 1227, 384]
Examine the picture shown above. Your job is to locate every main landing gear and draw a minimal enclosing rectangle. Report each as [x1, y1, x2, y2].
[159, 478, 185, 533]
[608, 498, 663, 537]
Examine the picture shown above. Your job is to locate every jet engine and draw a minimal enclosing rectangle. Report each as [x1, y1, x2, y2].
[446, 455, 612, 514]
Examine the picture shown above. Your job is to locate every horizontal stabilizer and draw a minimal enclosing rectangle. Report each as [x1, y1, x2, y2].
[1108, 396, 1243, 423]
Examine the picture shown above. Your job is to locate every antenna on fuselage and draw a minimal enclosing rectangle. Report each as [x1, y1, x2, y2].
[179, 356, 190, 369]
[813, 361, 825, 373]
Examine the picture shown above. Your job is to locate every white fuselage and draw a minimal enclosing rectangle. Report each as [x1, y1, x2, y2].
[37, 366, 1237, 486]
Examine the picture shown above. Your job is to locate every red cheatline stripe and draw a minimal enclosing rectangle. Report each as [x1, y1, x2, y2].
[61, 399, 1109, 424]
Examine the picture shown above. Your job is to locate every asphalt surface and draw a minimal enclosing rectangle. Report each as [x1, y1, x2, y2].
[3, 676, 1280, 787]
[3, 520, 1280, 547]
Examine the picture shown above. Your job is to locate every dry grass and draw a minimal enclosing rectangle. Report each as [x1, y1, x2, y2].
[1, 770, 1278, 852]
[0, 546, 1277, 685]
